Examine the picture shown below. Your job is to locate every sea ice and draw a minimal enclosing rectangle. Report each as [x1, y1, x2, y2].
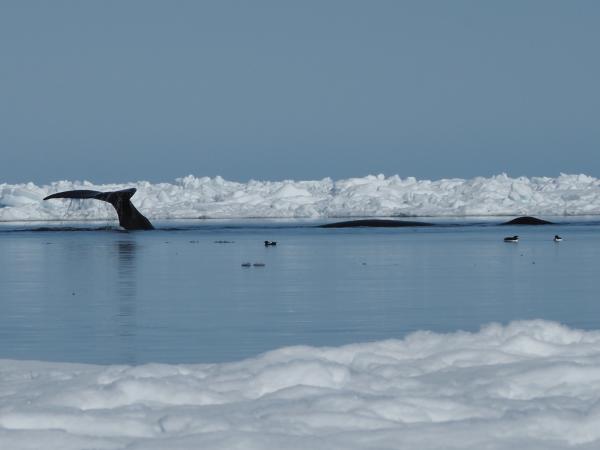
[1, 320, 600, 449]
[1, 173, 600, 222]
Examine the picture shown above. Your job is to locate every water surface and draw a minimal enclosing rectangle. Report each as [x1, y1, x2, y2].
[1, 220, 599, 363]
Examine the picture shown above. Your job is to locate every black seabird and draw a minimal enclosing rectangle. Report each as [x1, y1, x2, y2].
[44, 188, 154, 230]
[264, 240, 277, 246]
[504, 235, 519, 242]
[554, 235, 563, 242]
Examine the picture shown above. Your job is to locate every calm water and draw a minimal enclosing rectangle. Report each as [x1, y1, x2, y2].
[1, 220, 599, 364]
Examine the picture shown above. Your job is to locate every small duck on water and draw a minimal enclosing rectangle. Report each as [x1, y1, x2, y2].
[264, 240, 277, 246]
[554, 235, 563, 242]
[504, 235, 519, 243]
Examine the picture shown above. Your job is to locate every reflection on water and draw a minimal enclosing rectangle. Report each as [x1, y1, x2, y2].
[115, 240, 137, 362]
[1, 224, 600, 364]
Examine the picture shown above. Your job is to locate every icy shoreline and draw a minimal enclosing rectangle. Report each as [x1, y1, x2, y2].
[2, 173, 600, 222]
[2, 320, 600, 449]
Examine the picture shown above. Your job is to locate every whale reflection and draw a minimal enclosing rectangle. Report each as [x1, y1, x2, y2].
[114, 239, 138, 362]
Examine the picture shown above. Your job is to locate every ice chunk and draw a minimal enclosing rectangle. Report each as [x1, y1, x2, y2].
[2, 173, 600, 221]
[2, 321, 600, 448]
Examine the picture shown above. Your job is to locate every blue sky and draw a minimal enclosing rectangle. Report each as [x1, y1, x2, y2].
[1, 1, 599, 184]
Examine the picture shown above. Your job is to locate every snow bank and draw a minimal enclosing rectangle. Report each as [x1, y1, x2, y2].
[2, 320, 600, 449]
[1, 173, 600, 222]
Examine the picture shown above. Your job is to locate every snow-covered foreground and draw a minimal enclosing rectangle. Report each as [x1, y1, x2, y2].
[2, 173, 600, 222]
[2, 321, 600, 449]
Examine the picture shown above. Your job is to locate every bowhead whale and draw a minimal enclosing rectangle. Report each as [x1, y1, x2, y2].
[319, 219, 433, 228]
[44, 188, 154, 230]
[501, 216, 553, 225]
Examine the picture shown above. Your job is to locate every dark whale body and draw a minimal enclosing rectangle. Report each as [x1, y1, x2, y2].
[44, 188, 154, 230]
[319, 219, 433, 228]
[501, 216, 553, 225]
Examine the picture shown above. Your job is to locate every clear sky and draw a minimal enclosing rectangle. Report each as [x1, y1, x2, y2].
[1, 1, 599, 184]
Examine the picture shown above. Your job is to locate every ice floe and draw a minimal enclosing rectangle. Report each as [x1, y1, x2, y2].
[1, 173, 600, 223]
[2, 320, 600, 449]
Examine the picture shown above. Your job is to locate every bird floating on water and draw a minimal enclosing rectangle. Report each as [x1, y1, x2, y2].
[554, 235, 563, 242]
[264, 240, 277, 246]
[504, 235, 519, 243]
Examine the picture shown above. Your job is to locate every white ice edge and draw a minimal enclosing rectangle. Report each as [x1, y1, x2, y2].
[2, 320, 600, 449]
[2, 173, 600, 222]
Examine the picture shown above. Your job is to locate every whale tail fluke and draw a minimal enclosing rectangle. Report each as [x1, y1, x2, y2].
[44, 188, 154, 230]
[44, 189, 104, 201]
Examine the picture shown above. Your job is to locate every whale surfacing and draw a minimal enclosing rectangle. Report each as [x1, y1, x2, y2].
[319, 219, 433, 228]
[501, 216, 553, 225]
[44, 188, 154, 230]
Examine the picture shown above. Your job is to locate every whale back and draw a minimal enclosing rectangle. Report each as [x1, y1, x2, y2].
[501, 216, 553, 225]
